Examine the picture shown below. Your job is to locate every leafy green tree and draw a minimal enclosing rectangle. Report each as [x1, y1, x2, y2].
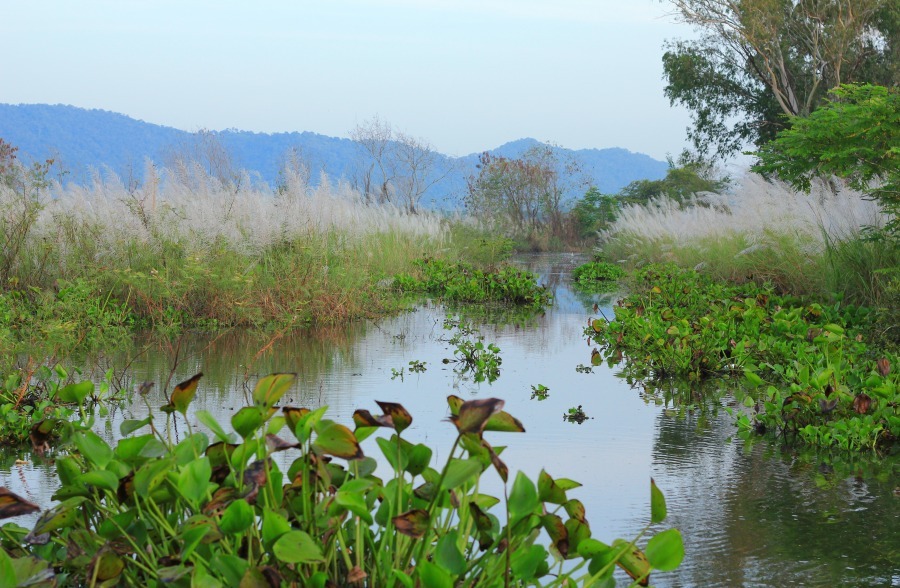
[662, 0, 899, 158]
[754, 83, 900, 233]
[619, 152, 728, 205]
[570, 187, 620, 238]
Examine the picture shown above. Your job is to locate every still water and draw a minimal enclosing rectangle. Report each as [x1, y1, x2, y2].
[2, 254, 897, 586]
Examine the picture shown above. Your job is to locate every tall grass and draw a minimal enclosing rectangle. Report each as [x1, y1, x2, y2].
[0, 161, 448, 333]
[600, 174, 897, 306]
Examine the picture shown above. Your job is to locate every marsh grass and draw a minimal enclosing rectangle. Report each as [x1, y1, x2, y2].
[0, 163, 448, 334]
[601, 174, 896, 305]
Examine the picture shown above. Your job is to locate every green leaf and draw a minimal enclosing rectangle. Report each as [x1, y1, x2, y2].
[262, 508, 292, 548]
[0, 549, 15, 588]
[177, 457, 212, 506]
[134, 458, 175, 496]
[252, 373, 296, 410]
[435, 530, 466, 576]
[79, 470, 119, 492]
[313, 421, 364, 460]
[219, 499, 253, 535]
[30, 497, 86, 536]
[646, 528, 685, 571]
[416, 561, 453, 588]
[406, 444, 432, 476]
[441, 458, 481, 490]
[57, 380, 94, 404]
[650, 478, 667, 524]
[272, 530, 324, 563]
[232, 407, 265, 439]
[120, 417, 151, 436]
[170, 373, 203, 415]
[72, 430, 113, 469]
[196, 410, 234, 443]
[508, 471, 539, 526]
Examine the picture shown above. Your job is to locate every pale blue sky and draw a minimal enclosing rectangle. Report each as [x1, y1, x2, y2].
[2, 0, 694, 159]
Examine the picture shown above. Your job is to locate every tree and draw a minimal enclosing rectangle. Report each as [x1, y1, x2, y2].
[349, 117, 450, 213]
[753, 83, 900, 232]
[465, 145, 583, 237]
[619, 151, 728, 204]
[570, 187, 621, 238]
[662, 0, 899, 158]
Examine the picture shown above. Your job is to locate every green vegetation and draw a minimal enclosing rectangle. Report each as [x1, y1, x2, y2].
[572, 261, 626, 292]
[393, 257, 552, 310]
[589, 264, 898, 452]
[0, 373, 684, 586]
[440, 317, 503, 384]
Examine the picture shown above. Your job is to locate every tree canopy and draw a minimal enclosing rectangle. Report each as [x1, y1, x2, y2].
[662, 0, 899, 159]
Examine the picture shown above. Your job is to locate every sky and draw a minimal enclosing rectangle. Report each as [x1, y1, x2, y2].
[1, 0, 696, 160]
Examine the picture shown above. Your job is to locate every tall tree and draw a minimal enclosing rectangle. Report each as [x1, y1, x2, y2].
[350, 117, 449, 213]
[662, 0, 899, 158]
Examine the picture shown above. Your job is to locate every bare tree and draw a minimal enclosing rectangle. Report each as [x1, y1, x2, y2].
[350, 117, 451, 212]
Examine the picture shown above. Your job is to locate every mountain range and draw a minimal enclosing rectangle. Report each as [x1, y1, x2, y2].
[0, 104, 668, 208]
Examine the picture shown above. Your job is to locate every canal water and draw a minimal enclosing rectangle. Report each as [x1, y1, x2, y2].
[1, 254, 897, 586]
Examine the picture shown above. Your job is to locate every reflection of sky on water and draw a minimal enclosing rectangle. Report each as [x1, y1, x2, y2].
[1, 254, 896, 586]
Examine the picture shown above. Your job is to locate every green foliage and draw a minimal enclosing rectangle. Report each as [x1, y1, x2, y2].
[663, 0, 899, 159]
[440, 317, 503, 383]
[588, 264, 899, 452]
[0, 373, 684, 586]
[570, 187, 620, 238]
[754, 84, 900, 234]
[393, 257, 552, 310]
[572, 261, 626, 292]
[618, 152, 728, 205]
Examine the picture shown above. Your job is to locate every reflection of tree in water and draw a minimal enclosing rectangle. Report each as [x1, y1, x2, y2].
[651, 406, 899, 587]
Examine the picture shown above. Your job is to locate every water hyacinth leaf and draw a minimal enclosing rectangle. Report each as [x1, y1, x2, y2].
[265, 434, 299, 453]
[564, 499, 586, 523]
[30, 497, 86, 537]
[178, 457, 212, 507]
[376, 437, 408, 471]
[282, 406, 310, 438]
[441, 458, 482, 490]
[240, 567, 270, 588]
[252, 373, 297, 410]
[219, 499, 254, 535]
[120, 417, 152, 436]
[79, 470, 119, 493]
[483, 410, 526, 433]
[435, 531, 466, 576]
[451, 398, 505, 434]
[313, 421, 363, 460]
[90, 546, 125, 583]
[272, 530, 324, 563]
[743, 369, 763, 388]
[508, 471, 539, 526]
[406, 443, 433, 476]
[205, 442, 239, 469]
[565, 518, 591, 556]
[197, 410, 234, 443]
[392, 509, 429, 538]
[168, 373, 203, 415]
[511, 544, 545, 581]
[540, 513, 569, 558]
[0, 551, 14, 588]
[335, 491, 374, 525]
[613, 539, 651, 586]
[538, 470, 567, 505]
[416, 561, 453, 588]
[352, 409, 384, 429]
[134, 458, 174, 496]
[180, 515, 223, 545]
[484, 440, 508, 482]
[73, 430, 113, 469]
[7, 555, 56, 587]
[232, 407, 265, 439]
[211, 553, 248, 587]
[57, 380, 94, 404]
[29, 419, 57, 455]
[556, 478, 582, 491]
[375, 400, 413, 433]
[591, 348, 602, 366]
[262, 508, 292, 548]
[645, 528, 684, 571]
[650, 478, 667, 524]
[0, 488, 40, 519]
[392, 570, 414, 588]
[876, 357, 890, 376]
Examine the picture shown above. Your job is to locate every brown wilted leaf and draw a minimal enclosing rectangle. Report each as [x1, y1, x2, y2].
[449, 398, 505, 435]
[877, 358, 890, 377]
[346, 566, 367, 584]
[375, 401, 413, 433]
[853, 393, 872, 415]
[392, 509, 429, 538]
[265, 434, 299, 452]
[0, 487, 40, 519]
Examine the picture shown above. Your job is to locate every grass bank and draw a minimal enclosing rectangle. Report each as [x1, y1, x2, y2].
[0, 163, 452, 354]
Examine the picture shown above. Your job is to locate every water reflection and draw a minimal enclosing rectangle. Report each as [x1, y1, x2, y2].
[0, 253, 896, 587]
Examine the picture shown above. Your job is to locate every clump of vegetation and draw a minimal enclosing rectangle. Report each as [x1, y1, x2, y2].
[440, 317, 503, 384]
[572, 260, 626, 292]
[530, 384, 550, 401]
[0, 373, 684, 586]
[563, 405, 592, 424]
[589, 264, 898, 452]
[394, 257, 552, 310]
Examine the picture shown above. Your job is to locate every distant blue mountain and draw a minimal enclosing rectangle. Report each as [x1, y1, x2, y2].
[0, 104, 667, 208]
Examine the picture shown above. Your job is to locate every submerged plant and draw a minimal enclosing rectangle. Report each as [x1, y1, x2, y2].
[0, 372, 684, 586]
